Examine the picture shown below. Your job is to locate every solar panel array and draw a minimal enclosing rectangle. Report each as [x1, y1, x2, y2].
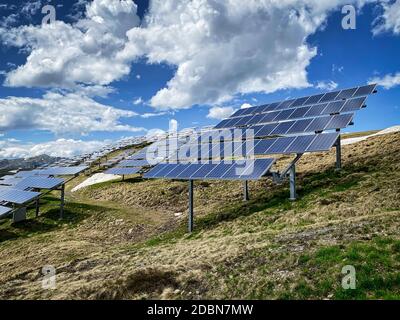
[0, 187, 41, 205]
[144, 159, 275, 181]
[228, 84, 375, 120]
[145, 84, 376, 182]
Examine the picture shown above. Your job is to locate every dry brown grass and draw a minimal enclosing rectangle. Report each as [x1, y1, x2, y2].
[0, 132, 399, 299]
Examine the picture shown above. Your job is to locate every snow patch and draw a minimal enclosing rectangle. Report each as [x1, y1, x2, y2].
[71, 173, 121, 192]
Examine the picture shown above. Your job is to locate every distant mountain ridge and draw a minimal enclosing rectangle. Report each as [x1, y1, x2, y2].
[0, 154, 61, 173]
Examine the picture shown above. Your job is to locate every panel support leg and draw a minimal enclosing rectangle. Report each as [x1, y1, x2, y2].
[35, 199, 40, 218]
[122, 175, 125, 181]
[289, 164, 297, 201]
[188, 180, 194, 233]
[60, 184, 65, 219]
[243, 180, 249, 201]
[335, 135, 342, 171]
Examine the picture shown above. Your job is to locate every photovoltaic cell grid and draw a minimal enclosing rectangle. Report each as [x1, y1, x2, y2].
[14, 177, 65, 191]
[37, 166, 88, 176]
[176, 133, 339, 160]
[105, 167, 141, 175]
[119, 159, 152, 167]
[0, 205, 12, 217]
[227, 84, 376, 120]
[144, 159, 275, 181]
[0, 188, 40, 205]
[216, 97, 364, 129]
[200, 114, 352, 143]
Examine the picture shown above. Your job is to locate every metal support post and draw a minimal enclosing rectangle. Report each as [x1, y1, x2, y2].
[60, 184, 65, 219]
[188, 180, 194, 233]
[289, 164, 297, 201]
[336, 135, 342, 170]
[35, 199, 40, 218]
[243, 180, 249, 201]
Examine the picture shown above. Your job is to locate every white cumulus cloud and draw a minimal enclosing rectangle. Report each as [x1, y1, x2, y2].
[369, 72, 400, 89]
[316, 80, 338, 91]
[0, 91, 144, 135]
[373, 0, 400, 35]
[0, 138, 108, 159]
[207, 106, 235, 120]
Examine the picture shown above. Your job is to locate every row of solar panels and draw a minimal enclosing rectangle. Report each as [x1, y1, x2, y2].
[230, 84, 376, 119]
[172, 132, 339, 161]
[144, 159, 276, 181]
[187, 114, 352, 143]
[0, 166, 88, 218]
[216, 97, 365, 129]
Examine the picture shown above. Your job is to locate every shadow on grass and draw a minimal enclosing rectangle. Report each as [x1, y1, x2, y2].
[0, 199, 111, 243]
[145, 166, 370, 246]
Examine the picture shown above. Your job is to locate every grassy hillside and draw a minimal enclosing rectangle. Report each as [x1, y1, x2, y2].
[0, 132, 399, 300]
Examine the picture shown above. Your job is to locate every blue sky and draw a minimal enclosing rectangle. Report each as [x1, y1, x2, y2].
[0, 0, 399, 158]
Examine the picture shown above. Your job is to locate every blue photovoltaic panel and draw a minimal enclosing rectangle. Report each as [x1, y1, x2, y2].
[206, 163, 234, 179]
[39, 166, 87, 176]
[14, 177, 64, 190]
[291, 96, 309, 107]
[286, 118, 313, 134]
[341, 96, 366, 112]
[325, 114, 353, 130]
[270, 121, 294, 135]
[190, 163, 217, 179]
[176, 164, 203, 179]
[285, 135, 316, 154]
[304, 94, 324, 105]
[336, 87, 357, 100]
[353, 84, 376, 97]
[253, 139, 276, 154]
[143, 163, 170, 178]
[288, 106, 310, 119]
[259, 111, 279, 124]
[163, 164, 187, 178]
[233, 115, 253, 127]
[319, 91, 340, 103]
[237, 159, 276, 180]
[276, 99, 296, 110]
[119, 159, 150, 167]
[273, 109, 295, 122]
[254, 123, 278, 137]
[323, 100, 346, 114]
[105, 167, 140, 175]
[0, 205, 12, 217]
[14, 170, 42, 178]
[0, 188, 40, 205]
[267, 137, 296, 154]
[306, 133, 339, 152]
[304, 104, 327, 117]
[305, 117, 331, 132]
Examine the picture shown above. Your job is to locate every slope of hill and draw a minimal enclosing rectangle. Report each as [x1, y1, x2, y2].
[0, 155, 61, 175]
[0, 131, 399, 300]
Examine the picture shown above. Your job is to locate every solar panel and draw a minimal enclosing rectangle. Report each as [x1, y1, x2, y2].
[105, 167, 140, 175]
[285, 135, 316, 154]
[305, 117, 331, 132]
[304, 104, 328, 117]
[205, 163, 234, 179]
[14, 177, 64, 190]
[270, 121, 295, 135]
[190, 163, 217, 179]
[319, 91, 340, 103]
[341, 96, 366, 112]
[325, 114, 353, 130]
[336, 87, 357, 100]
[0, 188, 40, 205]
[119, 159, 150, 167]
[286, 118, 313, 134]
[164, 164, 189, 178]
[143, 163, 170, 178]
[291, 96, 309, 107]
[39, 166, 88, 176]
[267, 136, 296, 154]
[0, 205, 11, 217]
[323, 100, 346, 114]
[273, 109, 296, 122]
[253, 139, 276, 154]
[304, 94, 324, 105]
[353, 84, 376, 97]
[306, 133, 339, 152]
[14, 170, 42, 178]
[236, 159, 275, 180]
[176, 164, 203, 179]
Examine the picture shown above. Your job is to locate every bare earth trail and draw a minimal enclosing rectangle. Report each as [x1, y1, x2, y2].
[0, 132, 399, 299]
